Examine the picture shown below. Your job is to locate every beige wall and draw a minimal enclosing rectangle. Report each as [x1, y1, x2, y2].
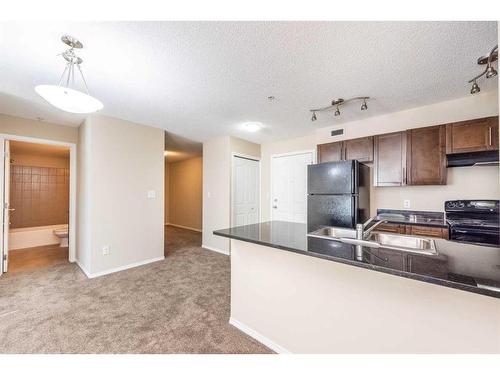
[202, 136, 260, 254]
[0, 113, 78, 144]
[231, 240, 500, 354]
[164, 159, 170, 224]
[261, 92, 500, 219]
[167, 156, 203, 231]
[77, 115, 164, 276]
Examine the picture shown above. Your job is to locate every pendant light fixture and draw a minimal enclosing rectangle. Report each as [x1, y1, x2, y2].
[35, 35, 103, 114]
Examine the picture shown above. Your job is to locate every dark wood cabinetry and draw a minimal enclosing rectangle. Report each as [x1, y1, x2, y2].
[317, 136, 374, 164]
[317, 142, 343, 163]
[446, 116, 499, 154]
[406, 125, 446, 185]
[373, 132, 406, 186]
[375, 223, 448, 239]
[343, 137, 374, 162]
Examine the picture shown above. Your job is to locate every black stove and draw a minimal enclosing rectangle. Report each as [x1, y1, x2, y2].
[445, 200, 499, 246]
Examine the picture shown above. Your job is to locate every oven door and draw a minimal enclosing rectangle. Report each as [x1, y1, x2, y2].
[449, 226, 500, 246]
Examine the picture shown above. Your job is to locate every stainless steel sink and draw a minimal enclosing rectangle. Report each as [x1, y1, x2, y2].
[308, 226, 357, 239]
[367, 232, 437, 255]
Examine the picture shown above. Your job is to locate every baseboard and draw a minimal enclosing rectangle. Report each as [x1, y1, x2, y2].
[165, 223, 202, 233]
[76, 256, 165, 279]
[202, 243, 230, 256]
[229, 317, 290, 354]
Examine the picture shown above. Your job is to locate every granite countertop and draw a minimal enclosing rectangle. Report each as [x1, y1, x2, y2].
[214, 221, 500, 299]
[376, 209, 448, 228]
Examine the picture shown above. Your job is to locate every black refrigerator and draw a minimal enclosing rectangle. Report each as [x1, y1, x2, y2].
[307, 160, 370, 232]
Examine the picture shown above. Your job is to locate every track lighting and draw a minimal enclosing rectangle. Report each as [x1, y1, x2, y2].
[486, 65, 497, 78]
[470, 80, 481, 95]
[468, 45, 497, 95]
[309, 96, 369, 121]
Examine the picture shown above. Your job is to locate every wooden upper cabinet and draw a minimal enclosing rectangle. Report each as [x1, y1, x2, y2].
[343, 136, 374, 162]
[407, 125, 446, 185]
[373, 132, 407, 186]
[317, 142, 342, 163]
[446, 116, 499, 154]
[317, 136, 374, 164]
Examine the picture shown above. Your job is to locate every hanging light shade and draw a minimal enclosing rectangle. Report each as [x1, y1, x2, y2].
[35, 35, 103, 114]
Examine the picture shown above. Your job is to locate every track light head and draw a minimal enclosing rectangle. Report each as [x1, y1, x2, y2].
[334, 106, 341, 116]
[311, 112, 317, 121]
[361, 100, 368, 111]
[470, 80, 481, 94]
[486, 65, 498, 78]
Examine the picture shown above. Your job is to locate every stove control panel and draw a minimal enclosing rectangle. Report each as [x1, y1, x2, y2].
[445, 200, 499, 212]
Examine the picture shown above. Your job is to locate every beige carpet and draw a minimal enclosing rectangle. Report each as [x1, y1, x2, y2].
[0, 226, 272, 354]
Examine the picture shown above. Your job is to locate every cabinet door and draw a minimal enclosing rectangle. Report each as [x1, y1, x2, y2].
[343, 136, 374, 162]
[407, 125, 446, 185]
[317, 142, 343, 163]
[373, 132, 407, 186]
[446, 116, 499, 154]
[407, 225, 448, 239]
[375, 223, 406, 234]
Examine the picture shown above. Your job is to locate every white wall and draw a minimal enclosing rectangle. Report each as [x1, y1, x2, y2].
[77, 115, 164, 277]
[261, 92, 499, 218]
[231, 239, 500, 354]
[202, 136, 260, 254]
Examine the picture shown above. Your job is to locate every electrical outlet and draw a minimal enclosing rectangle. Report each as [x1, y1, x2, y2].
[102, 245, 110, 255]
[147, 190, 156, 199]
[403, 200, 411, 209]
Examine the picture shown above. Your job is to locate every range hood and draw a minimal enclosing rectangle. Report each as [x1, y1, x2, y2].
[447, 150, 499, 167]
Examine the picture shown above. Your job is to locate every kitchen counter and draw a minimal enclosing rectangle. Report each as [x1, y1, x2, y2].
[376, 209, 448, 228]
[214, 221, 500, 299]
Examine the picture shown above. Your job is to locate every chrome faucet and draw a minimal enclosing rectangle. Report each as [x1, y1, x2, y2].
[355, 216, 387, 240]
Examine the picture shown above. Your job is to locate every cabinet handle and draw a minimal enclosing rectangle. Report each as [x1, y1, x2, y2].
[402, 167, 406, 185]
[488, 127, 492, 146]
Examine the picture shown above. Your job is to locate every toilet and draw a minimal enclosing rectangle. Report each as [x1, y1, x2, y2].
[53, 227, 69, 247]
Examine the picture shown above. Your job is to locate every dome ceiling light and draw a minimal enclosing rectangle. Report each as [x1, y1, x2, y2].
[35, 35, 103, 114]
[468, 45, 498, 95]
[309, 97, 370, 121]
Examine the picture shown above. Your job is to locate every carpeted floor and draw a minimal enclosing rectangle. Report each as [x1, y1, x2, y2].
[0, 226, 272, 354]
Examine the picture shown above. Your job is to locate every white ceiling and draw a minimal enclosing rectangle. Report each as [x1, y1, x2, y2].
[0, 21, 497, 144]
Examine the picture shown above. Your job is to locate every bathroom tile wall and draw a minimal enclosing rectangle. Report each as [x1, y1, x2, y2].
[10, 165, 69, 228]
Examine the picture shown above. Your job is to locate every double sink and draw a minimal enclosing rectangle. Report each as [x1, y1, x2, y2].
[308, 226, 438, 255]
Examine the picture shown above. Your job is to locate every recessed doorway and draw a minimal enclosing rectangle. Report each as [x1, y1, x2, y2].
[0, 136, 76, 275]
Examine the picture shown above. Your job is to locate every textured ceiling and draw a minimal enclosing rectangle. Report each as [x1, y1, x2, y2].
[0, 21, 497, 144]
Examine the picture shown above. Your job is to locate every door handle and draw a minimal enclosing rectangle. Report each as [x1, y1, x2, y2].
[7, 208, 15, 211]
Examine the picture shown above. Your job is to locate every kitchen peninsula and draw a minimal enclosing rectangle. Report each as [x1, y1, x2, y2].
[214, 221, 500, 354]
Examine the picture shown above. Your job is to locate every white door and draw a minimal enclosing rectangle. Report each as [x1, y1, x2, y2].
[271, 151, 314, 223]
[232, 156, 260, 227]
[1, 140, 10, 273]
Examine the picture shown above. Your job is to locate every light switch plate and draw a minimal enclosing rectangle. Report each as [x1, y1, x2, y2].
[147, 190, 156, 199]
[403, 199, 411, 209]
[102, 245, 110, 255]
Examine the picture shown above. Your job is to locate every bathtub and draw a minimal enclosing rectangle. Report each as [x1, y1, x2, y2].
[9, 224, 69, 250]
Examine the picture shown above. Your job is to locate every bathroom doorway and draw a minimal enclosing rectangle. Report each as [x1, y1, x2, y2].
[0, 136, 76, 274]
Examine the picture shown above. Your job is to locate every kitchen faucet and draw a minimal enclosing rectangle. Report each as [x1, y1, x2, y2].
[356, 216, 388, 240]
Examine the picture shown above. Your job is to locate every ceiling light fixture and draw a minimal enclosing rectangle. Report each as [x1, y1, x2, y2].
[35, 35, 103, 114]
[468, 45, 498, 95]
[242, 122, 263, 132]
[310, 97, 369, 121]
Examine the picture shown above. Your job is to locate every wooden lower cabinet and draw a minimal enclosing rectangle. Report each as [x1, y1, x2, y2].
[375, 223, 448, 239]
